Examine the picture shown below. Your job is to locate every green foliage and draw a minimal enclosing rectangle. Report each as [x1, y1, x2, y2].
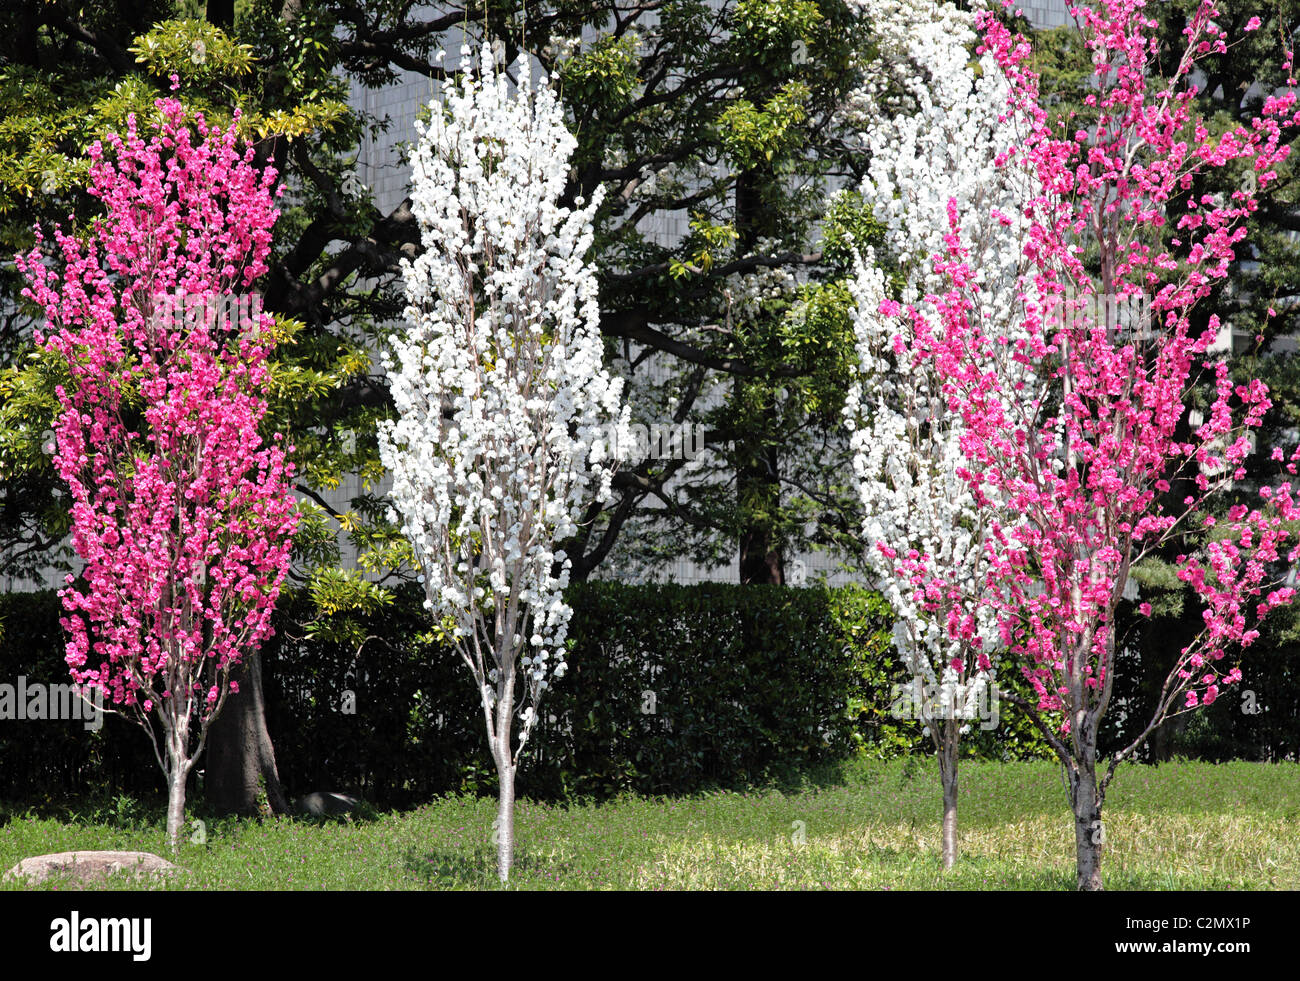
[0, 591, 163, 802]
[780, 281, 855, 420]
[1128, 557, 1187, 620]
[733, 0, 823, 50]
[129, 18, 256, 85]
[0, 345, 77, 579]
[819, 189, 889, 276]
[0, 68, 96, 223]
[258, 580, 908, 803]
[718, 79, 811, 169]
[556, 32, 640, 116]
[560, 0, 877, 577]
[667, 212, 740, 278]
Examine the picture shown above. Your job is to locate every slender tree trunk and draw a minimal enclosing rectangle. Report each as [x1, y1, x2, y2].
[164, 730, 189, 857]
[492, 656, 517, 883]
[1067, 760, 1104, 891]
[495, 757, 516, 883]
[204, 652, 291, 816]
[939, 720, 959, 870]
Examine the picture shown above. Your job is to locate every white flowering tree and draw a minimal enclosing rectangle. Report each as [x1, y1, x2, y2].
[842, 0, 1037, 869]
[378, 45, 629, 882]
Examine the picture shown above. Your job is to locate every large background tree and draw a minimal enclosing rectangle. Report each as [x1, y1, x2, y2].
[3, 0, 892, 585]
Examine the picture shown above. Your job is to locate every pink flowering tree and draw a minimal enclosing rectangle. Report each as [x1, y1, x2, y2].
[16, 97, 297, 854]
[905, 0, 1300, 889]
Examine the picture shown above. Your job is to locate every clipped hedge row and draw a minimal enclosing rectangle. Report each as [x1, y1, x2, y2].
[2, 580, 1061, 808]
[262, 582, 908, 805]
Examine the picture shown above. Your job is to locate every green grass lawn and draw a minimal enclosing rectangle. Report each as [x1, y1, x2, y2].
[2, 757, 1298, 890]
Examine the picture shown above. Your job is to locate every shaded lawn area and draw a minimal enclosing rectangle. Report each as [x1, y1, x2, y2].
[1, 757, 1298, 890]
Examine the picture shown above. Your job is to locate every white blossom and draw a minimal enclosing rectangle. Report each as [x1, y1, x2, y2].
[378, 46, 629, 772]
[844, 0, 1039, 731]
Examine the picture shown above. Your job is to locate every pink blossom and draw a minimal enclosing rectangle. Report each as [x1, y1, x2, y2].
[911, 0, 1300, 824]
[17, 96, 296, 849]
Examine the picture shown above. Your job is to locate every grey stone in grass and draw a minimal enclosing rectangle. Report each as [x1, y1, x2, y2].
[294, 791, 360, 817]
[4, 850, 181, 887]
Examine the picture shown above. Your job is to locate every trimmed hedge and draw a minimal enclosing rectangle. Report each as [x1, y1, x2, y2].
[1, 581, 1060, 808]
[262, 582, 906, 804]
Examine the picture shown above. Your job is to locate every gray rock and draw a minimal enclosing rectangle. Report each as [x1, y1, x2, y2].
[294, 791, 360, 817]
[4, 850, 181, 887]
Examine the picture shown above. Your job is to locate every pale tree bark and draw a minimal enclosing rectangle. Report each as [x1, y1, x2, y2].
[1068, 759, 1104, 892]
[938, 718, 960, 870]
[164, 720, 192, 857]
[165, 767, 187, 856]
[494, 757, 516, 883]
[491, 641, 518, 882]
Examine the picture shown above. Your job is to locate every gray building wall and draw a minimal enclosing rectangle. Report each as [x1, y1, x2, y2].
[1022, 0, 1072, 29]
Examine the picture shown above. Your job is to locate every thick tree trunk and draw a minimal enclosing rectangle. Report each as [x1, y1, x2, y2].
[1067, 761, 1105, 891]
[206, 0, 236, 30]
[733, 165, 784, 586]
[939, 722, 959, 870]
[738, 495, 783, 584]
[204, 652, 291, 816]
